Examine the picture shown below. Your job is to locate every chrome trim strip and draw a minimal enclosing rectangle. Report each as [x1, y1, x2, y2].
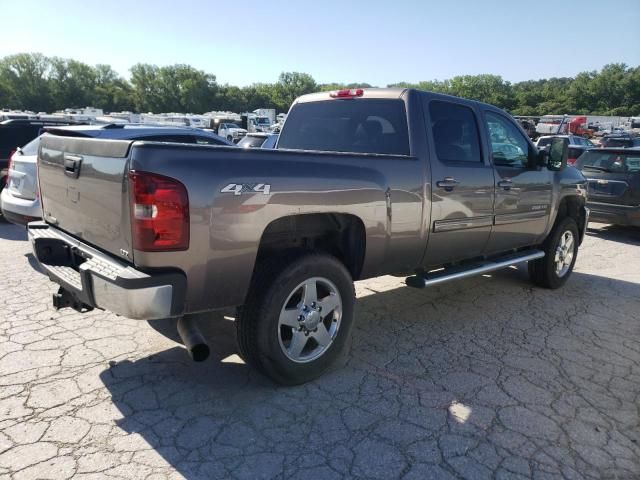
[433, 215, 493, 233]
[494, 209, 547, 225]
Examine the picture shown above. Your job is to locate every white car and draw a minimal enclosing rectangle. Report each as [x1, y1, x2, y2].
[237, 133, 278, 149]
[0, 137, 40, 224]
[217, 123, 247, 143]
[536, 135, 594, 150]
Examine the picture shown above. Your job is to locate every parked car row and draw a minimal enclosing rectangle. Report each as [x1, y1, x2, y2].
[535, 134, 595, 165]
[0, 118, 82, 191]
[576, 147, 640, 227]
[599, 134, 640, 149]
[535, 131, 640, 225]
[1, 124, 232, 224]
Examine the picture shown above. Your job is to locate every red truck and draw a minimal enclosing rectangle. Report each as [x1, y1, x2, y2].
[568, 116, 594, 138]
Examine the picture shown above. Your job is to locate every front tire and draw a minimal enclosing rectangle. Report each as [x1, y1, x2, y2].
[529, 217, 579, 289]
[236, 253, 355, 385]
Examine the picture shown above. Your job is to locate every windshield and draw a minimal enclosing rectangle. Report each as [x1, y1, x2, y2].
[537, 137, 553, 147]
[227, 124, 240, 129]
[577, 151, 640, 173]
[20, 136, 41, 156]
[256, 117, 270, 125]
[278, 99, 410, 155]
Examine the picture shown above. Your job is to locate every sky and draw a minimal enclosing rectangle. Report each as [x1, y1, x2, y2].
[1, 0, 639, 86]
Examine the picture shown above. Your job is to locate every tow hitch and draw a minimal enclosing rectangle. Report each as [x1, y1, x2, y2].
[52, 287, 93, 313]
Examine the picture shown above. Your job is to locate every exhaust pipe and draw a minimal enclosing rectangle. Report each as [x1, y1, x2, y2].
[177, 316, 210, 362]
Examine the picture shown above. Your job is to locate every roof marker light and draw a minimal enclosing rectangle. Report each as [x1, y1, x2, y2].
[330, 89, 364, 98]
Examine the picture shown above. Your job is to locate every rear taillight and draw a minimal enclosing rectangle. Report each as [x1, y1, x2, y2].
[128, 171, 189, 251]
[4, 150, 16, 187]
[567, 157, 577, 166]
[7, 150, 15, 174]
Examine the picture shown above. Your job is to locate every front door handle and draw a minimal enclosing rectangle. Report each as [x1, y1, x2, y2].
[436, 177, 460, 191]
[497, 179, 513, 190]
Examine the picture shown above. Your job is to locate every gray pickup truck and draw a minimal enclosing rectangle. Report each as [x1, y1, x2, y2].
[29, 88, 589, 384]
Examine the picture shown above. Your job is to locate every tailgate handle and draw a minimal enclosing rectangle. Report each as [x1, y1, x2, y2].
[64, 155, 82, 178]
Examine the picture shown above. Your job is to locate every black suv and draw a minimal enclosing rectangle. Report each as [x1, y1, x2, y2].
[0, 119, 80, 190]
[576, 148, 640, 226]
[599, 135, 640, 149]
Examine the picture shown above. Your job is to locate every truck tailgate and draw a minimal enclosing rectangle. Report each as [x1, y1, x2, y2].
[38, 135, 134, 260]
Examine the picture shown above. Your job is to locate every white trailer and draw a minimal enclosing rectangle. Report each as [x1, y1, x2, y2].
[253, 108, 276, 124]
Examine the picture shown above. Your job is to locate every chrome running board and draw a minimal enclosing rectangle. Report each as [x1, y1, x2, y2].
[405, 249, 545, 288]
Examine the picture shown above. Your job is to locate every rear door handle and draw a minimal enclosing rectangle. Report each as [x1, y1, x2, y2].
[497, 179, 513, 190]
[436, 177, 460, 191]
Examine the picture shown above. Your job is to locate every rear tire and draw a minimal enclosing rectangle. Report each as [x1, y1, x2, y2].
[529, 217, 579, 289]
[236, 252, 355, 385]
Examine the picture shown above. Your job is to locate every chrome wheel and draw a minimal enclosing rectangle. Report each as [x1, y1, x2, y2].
[277, 277, 342, 363]
[554, 230, 575, 277]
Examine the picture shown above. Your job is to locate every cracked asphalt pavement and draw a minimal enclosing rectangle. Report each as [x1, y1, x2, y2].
[0, 220, 638, 479]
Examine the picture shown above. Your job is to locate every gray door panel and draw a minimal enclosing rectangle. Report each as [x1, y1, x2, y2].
[422, 97, 495, 266]
[483, 111, 552, 253]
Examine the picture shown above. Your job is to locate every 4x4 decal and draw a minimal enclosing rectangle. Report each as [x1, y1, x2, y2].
[220, 183, 271, 196]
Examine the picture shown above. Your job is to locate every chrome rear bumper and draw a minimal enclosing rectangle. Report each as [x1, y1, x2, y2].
[28, 221, 186, 320]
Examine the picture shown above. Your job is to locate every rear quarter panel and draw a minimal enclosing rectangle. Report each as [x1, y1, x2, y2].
[129, 143, 426, 312]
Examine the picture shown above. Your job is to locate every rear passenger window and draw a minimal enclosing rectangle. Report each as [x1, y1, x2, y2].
[429, 101, 482, 163]
[277, 99, 410, 156]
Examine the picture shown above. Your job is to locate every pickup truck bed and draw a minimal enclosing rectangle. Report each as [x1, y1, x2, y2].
[29, 88, 589, 384]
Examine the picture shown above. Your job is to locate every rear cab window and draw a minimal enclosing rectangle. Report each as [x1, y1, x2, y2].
[278, 99, 410, 156]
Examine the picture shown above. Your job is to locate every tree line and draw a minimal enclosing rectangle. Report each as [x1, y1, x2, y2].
[0, 53, 638, 116]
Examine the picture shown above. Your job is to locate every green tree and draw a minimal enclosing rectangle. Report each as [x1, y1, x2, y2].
[49, 57, 97, 110]
[318, 82, 374, 91]
[216, 85, 247, 112]
[1, 53, 639, 117]
[0, 53, 53, 111]
[130, 63, 162, 112]
[271, 72, 317, 111]
[130, 64, 217, 113]
[93, 64, 135, 112]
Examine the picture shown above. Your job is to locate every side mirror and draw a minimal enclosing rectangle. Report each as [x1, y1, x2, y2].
[547, 137, 568, 171]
